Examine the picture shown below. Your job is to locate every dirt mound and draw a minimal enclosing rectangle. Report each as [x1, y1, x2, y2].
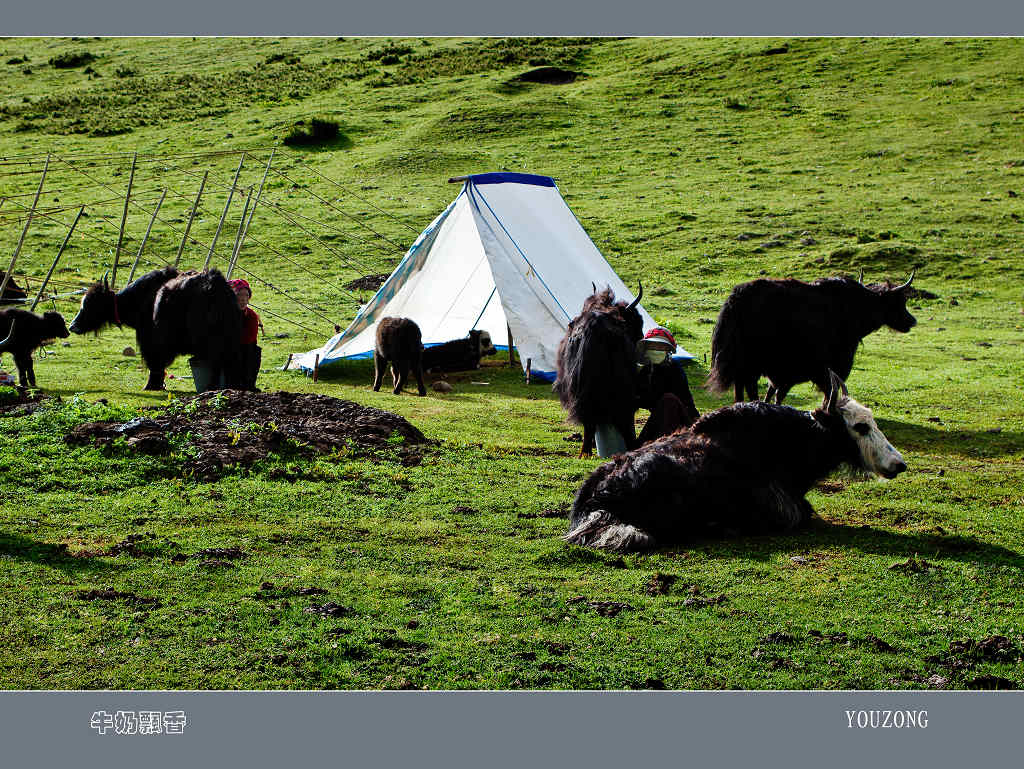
[344, 274, 390, 292]
[0, 388, 47, 417]
[64, 389, 427, 479]
[511, 66, 581, 85]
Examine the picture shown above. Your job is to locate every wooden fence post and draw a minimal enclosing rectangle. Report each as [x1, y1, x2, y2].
[175, 171, 207, 268]
[204, 153, 245, 271]
[111, 152, 137, 289]
[31, 206, 84, 311]
[0, 155, 49, 301]
[127, 189, 166, 284]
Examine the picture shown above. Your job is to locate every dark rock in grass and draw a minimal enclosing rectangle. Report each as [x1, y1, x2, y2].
[515, 651, 537, 661]
[544, 641, 570, 656]
[406, 619, 420, 629]
[539, 661, 567, 672]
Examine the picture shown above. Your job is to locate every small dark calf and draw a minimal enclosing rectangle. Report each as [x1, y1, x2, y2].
[0, 309, 70, 388]
[422, 329, 498, 373]
[373, 317, 427, 396]
[566, 372, 906, 552]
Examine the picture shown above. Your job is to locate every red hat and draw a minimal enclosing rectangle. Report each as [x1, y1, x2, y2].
[644, 327, 676, 348]
[228, 278, 251, 294]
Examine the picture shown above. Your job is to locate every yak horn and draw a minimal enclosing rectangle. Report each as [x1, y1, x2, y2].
[102, 270, 110, 291]
[895, 268, 916, 292]
[824, 369, 849, 413]
[858, 269, 864, 285]
[626, 281, 643, 312]
[591, 281, 597, 295]
[0, 321, 14, 353]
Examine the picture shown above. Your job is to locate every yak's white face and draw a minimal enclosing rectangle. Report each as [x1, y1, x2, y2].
[838, 398, 907, 479]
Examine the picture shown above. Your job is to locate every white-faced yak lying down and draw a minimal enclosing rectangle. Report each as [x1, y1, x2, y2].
[565, 372, 906, 552]
[373, 316, 427, 396]
[69, 268, 246, 391]
[708, 272, 917, 404]
[0, 309, 70, 388]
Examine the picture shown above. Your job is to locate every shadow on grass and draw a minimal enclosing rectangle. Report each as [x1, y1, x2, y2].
[696, 519, 1024, 570]
[877, 418, 1024, 459]
[0, 533, 120, 574]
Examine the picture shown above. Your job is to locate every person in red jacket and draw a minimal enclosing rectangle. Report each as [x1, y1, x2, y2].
[229, 278, 263, 390]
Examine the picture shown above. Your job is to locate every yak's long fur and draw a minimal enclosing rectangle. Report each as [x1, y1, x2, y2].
[0, 308, 69, 388]
[70, 267, 244, 390]
[707, 276, 916, 403]
[566, 399, 867, 552]
[554, 287, 644, 456]
[373, 316, 427, 396]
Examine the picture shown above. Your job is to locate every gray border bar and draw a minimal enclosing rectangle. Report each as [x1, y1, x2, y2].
[3, 0, 1024, 35]
[0, 691, 1018, 768]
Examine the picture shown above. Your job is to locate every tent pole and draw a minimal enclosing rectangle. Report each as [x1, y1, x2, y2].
[111, 152, 137, 289]
[31, 206, 84, 311]
[506, 324, 514, 367]
[228, 149, 275, 279]
[1, 154, 49, 301]
[204, 153, 245, 271]
[226, 187, 252, 280]
[175, 171, 207, 269]
[128, 189, 166, 284]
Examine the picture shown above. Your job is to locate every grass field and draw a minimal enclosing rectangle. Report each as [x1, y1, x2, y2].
[0, 37, 1022, 689]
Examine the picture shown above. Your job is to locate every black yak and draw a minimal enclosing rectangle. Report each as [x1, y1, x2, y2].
[554, 285, 644, 457]
[373, 316, 427, 396]
[707, 272, 918, 403]
[565, 372, 906, 552]
[421, 329, 498, 373]
[0, 309, 70, 387]
[69, 268, 245, 391]
[0, 272, 28, 303]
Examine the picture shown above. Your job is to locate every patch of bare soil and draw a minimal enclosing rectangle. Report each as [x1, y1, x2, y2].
[646, 572, 678, 596]
[76, 588, 160, 608]
[0, 389, 48, 417]
[567, 596, 633, 617]
[344, 274, 390, 292]
[64, 390, 426, 479]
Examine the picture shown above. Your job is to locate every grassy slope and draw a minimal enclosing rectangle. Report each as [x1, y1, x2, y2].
[0, 37, 1022, 689]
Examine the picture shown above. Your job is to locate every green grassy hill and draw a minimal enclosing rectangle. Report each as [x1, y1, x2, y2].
[0, 37, 1022, 689]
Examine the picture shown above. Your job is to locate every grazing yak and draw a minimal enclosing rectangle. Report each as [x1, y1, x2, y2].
[0, 272, 28, 303]
[69, 268, 245, 391]
[0, 309, 70, 387]
[565, 372, 906, 552]
[373, 316, 427, 396]
[707, 272, 918, 403]
[554, 284, 644, 457]
[421, 329, 498, 373]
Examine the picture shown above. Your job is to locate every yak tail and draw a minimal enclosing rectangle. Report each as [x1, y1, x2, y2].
[564, 510, 656, 553]
[705, 310, 739, 394]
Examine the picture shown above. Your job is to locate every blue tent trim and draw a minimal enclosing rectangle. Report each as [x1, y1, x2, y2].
[469, 172, 555, 187]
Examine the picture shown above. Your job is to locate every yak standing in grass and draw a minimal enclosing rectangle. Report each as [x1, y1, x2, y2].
[69, 267, 245, 391]
[373, 316, 427, 396]
[707, 272, 918, 403]
[554, 285, 644, 457]
[565, 371, 906, 552]
[0, 309, 70, 388]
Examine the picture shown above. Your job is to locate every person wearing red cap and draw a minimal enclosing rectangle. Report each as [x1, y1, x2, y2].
[229, 278, 263, 390]
[634, 326, 700, 445]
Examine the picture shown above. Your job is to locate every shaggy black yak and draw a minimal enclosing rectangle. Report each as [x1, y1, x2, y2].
[566, 372, 906, 552]
[708, 273, 917, 403]
[69, 268, 245, 390]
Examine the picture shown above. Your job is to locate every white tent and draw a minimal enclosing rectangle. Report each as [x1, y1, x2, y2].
[291, 172, 692, 382]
